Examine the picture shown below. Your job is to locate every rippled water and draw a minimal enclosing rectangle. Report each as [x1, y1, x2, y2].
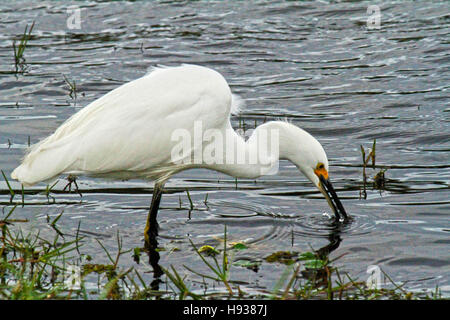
[0, 1, 449, 295]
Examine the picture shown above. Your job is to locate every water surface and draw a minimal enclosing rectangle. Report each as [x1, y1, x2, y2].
[0, 0, 449, 296]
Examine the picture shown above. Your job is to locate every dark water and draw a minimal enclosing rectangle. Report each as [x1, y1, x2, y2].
[0, 1, 449, 296]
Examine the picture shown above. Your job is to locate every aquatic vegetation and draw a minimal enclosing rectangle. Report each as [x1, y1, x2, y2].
[62, 174, 82, 197]
[373, 169, 387, 190]
[264, 250, 328, 270]
[185, 190, 194, 211]
[46, 210, 64, 237]
[265, 251, 299, 265]
[1, 170, 15, 203]
[12, 21, 34, 74]
[42, 181, 58, 204]
[63, 75, 79, 106]
[184, 228, 233, 295]
[0, 187, 444, 300]
[158, 227, 442, 300]
[197, 245, 220, 257]
[360, 139, 376, 199]
[232, 259, 261, 271]
[0, 207, 443, 300]
[230, 242, 248, 250]
[0, 208, 83, 299]
[359, 139, 388, 198]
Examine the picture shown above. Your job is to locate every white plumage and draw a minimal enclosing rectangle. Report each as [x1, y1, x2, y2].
[13, 65, 235, 184]
[11, 64, 348, 222]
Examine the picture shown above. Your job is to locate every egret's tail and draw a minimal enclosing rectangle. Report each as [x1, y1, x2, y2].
[10, 164, 36, 186]
[11, 138, 74, 186]
[10, 163, 59, 186]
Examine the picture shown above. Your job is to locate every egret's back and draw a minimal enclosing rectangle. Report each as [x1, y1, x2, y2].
[12, 65, 234, 185]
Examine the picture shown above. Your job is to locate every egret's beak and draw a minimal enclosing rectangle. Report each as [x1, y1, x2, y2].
[315, 168, 348, 221]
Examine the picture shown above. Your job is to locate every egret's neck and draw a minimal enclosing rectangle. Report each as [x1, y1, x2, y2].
[205, 121, 285, 179]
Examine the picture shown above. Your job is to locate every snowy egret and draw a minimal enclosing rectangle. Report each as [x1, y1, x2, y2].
[11, 64, 348, 247]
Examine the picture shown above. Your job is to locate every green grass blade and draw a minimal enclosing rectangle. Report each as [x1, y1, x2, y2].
[1, 170, 15, 199]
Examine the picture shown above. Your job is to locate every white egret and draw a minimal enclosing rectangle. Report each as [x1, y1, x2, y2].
[11, 64, 348, 247]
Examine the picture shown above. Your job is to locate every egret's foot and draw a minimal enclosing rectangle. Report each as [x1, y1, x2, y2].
[63, 174, 82, 197]
[331, 215, 352, 227]
[341, 215, 353, 224]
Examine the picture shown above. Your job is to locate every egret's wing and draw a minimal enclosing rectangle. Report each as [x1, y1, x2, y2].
[12, 65, 233, 185]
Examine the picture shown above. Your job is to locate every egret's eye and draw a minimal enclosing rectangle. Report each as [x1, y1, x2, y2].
[314, 163, 328, 180]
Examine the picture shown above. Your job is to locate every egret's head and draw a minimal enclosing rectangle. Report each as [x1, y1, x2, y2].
[274, 121, 348, 221]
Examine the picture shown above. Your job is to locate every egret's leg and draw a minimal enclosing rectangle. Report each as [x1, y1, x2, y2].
[144, 182, 164, 248]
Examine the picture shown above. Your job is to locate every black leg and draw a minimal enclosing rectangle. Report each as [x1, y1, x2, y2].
[148, 245, 163, 290]
[144, 182, 164, 249]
